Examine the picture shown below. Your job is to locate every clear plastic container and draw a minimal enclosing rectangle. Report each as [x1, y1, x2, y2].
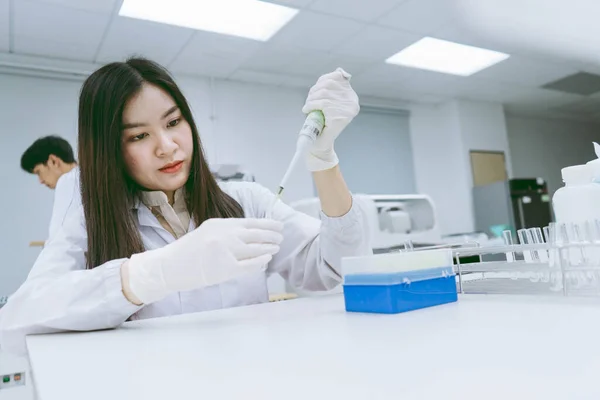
[341, 249, 457, 314]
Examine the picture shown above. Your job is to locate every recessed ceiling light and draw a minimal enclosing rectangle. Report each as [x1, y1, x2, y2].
[119, 0, 299, 42]
[385, 37, 509, 76]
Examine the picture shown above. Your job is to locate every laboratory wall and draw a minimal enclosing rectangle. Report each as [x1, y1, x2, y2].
[0, 74, 80, 298]
[457, 100, 513, 177]
[410, 102, 472, 235]
[409, 100, 511, 236]
[333, 107, 415, 195]
[506, 114, 600, 196]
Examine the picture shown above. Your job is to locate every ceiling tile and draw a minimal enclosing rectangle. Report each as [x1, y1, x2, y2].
[356, 64, 466, 97]
[553, 97, 600, 117]
[96, 17, 194, 65]
[273, 48, 343, 76]
[432, 21, 522, 56]
[270, 10, 365, 51]
[229, 70, 287, 86]
[309, 0, 402, 22]
[169, 32, 262, 79]
[13, 36, 97, 61]
[241, 44, 300, 73]
[333, 25, 421, 60]
[396, 68, 465, 96]
[240, 44, 374, 81]
[354, 82, 430, 103]
[280, 74, 316, 89]
[260, 0, 315, 8]
[501, 86, 583, 108]
[170, 54, 242, 79]
[351, 63, 415, 88]
[474, 55, 579, 87]
[351, 64, 425, 99]
[32, 0, 118, 14]
[0, 0, 9, 52]
[412, 93, 448, 104]
[329, 55, 377, 76]
[454, 78, 520, 103]
[14, 0, 110, 45]
[176, 30, 262, 61]
[376, 0, 457, 35]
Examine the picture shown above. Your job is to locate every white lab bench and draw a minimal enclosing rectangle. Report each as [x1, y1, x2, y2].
[26, 294, 600, 400]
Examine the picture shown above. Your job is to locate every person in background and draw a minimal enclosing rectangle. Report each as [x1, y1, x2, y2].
[20, 135, 81, 239]
[0, 58, 371, 354]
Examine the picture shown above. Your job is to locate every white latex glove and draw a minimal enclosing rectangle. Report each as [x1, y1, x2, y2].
[301, 67, 360, 171]
[127, 218, 283, 305]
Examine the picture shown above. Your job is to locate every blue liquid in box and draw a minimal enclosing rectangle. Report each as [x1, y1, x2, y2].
[343, 267, 458, 314]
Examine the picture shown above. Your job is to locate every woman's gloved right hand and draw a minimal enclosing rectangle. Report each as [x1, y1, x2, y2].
[123, 218, 283, 305]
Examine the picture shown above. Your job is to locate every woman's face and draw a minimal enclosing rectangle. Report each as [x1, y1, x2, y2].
[122, 83, 193, 195]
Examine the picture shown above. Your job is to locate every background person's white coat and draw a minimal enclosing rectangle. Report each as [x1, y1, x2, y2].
[47, 167, 80, 240]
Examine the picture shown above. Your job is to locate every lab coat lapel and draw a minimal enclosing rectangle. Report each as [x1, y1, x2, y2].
[136, 206, 176, 244]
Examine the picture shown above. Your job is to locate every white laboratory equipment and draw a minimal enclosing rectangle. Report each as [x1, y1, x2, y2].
[553, 164, 598, 224]
[290, 194, 442, 252]
[210, 164, 255, 183]
[0, 350, 32, 400]
[0, 296, 35, 400]
[1, 301, 34, 400]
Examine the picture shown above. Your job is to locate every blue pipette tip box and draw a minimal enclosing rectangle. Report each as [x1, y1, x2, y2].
[341, 250, 458, 314]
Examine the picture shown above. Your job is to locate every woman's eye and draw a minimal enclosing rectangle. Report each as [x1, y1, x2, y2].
[131, 133, 148, 142]
[167, 118, 180, 128]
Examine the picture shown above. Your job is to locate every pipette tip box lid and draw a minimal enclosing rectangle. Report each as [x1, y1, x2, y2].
[342, 249, 457, 314]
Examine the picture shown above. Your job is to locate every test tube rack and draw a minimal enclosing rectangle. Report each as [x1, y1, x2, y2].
[406, 222, 600, 297]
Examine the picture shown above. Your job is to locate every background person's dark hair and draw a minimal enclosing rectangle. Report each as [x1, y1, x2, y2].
[78, 57, 244, 269]
[20, 135, 76, 173]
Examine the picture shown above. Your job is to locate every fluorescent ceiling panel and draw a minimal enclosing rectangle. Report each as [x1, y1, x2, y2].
[119, 0, 299, 41]
[386, 37, 509, 76]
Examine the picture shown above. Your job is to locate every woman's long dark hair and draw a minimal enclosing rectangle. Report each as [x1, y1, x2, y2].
[78, 57, 244, 269]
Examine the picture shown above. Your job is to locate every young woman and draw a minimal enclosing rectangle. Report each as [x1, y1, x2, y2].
[0, 58, 371, 354]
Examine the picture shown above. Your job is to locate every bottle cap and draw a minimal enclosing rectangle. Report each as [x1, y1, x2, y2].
[562, 164, 592, 184]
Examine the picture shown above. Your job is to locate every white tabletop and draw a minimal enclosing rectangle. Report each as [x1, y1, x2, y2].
[27, 294, 600, 400]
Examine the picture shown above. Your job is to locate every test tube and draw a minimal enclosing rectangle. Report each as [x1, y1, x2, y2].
[568, 223, 584, 267]
[547, 223, 559, 269]
[526, 228, 540, 262]
[533, 227, 548, 262]
[518, 229, 533, 263]
[586, 220, 600, 267]
[502, 230, 515, 262]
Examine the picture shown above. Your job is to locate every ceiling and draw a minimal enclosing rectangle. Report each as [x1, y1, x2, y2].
[2, 0, 600, 122]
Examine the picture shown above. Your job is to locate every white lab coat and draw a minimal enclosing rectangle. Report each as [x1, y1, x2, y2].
[48, 167, 81, 240]
[0, 181, 371, 354]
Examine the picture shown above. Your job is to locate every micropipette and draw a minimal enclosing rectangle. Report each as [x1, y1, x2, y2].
[265, 111, 325, 219]
[275, 110, 325, 199]
[268, 68, 351, 217]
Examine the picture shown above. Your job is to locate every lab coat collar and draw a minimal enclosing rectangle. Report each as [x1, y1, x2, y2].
[129, 188, 185, 210]
[139, 188, 187, 212]
[132, 188, 196, 240]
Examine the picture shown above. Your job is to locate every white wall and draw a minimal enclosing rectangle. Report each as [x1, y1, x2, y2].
[409, 100, 510, 235]
[0, 75, 80, 297]
[334, 107, 415, 195]
[177, 76, 312, 202]
[410, 102, 472, 235]
[506, 114, 600, 196]
[457, 100, 513, 177]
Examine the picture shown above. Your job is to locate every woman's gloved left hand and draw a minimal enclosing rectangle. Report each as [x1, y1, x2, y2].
[302, 67, 360, 172]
